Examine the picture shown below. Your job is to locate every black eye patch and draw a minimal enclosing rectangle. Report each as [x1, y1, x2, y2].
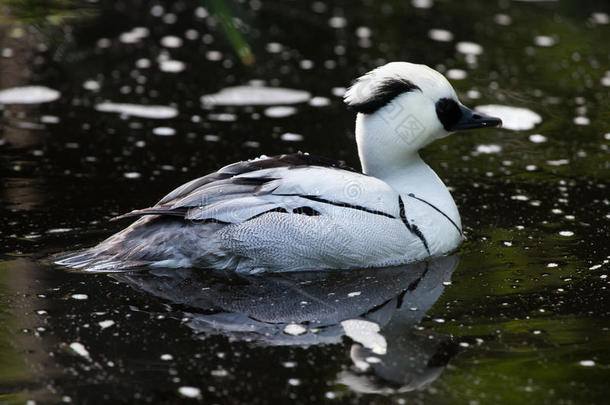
[435, 98, 462, 131]
[347, 77, 421, 114]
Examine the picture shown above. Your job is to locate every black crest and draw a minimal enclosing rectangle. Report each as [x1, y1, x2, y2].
[435, 98, 462, 131]
[346, 77, 421, 114]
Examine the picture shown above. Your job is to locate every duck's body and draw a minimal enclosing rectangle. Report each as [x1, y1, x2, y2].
[57, 62, 500, 273]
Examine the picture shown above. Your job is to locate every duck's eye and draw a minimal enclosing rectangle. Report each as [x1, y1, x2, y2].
[435, 98, 462, 131]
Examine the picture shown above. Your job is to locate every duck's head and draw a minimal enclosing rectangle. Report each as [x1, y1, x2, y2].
[344, 62, 501, 172]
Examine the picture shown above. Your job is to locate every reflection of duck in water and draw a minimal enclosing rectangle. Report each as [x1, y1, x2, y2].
[113, 255, 461, 393]
[57, 62, 500, 273]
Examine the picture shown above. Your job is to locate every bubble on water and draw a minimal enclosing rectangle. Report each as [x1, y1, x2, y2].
[579, 360, 595, 367]
[591, 12, 609, 25]
[412, 0, 434, 8]
[264, 106, 297, 118]
[511, 195, 529, 201]
[211, 369, 228, 377]
[288, 378, 300, 386]
[95, 102, 178, 119]
[328, 16, 347, 28]
[282, 361, 297, 368]
[265, 42, 283, 53]
[195, 7, 209, 19]
[161, 35, 183, 48]
[348, 291, 361, 297]
[467, 89, 481, 99]
[97, 38, 111, 48]
[208, 113, 237, 122]
[526, 165, 538, 171]
[202, 86, 310, 106]
[98, 320, 115, 329]
[475, 105, 541, 131]
[494, 14, 512, 25]
[119, 27, 149, 44]
[178, 386, 201, 398]
[123, 172, 141, 179]
[356, 26, 372, 38]
[0, 86, 60, 104]
[309, 96, 331, 107]
[546, 159, 569, 166]
[83, 80, 101, 91]
[456, 41, 483, 55]
[534, 35, 556, 47]
[280, 133, 304, 142]
[41, 115, 60, 124]
[529, 134, 547, 143]
[159, 60, 185, 72]
[2, 48, 14, 58]
[428, 28, 453, 42]
[153, 127, 176, 136]
[135, 58, 151, 69]
[331, 87, 346, 97]
[69, 342, 90, 359]
[475, 144, 502, 154]
[71, 294, 88, 300]
[559, 231, 574, 237]
[160, 354, 173, 361]
[299, 59, 314, 70]
[447, 69, 467, 80]
[573, 116, 590, 125]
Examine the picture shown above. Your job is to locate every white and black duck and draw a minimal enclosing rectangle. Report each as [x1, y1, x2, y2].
[57, 62, 501, 273]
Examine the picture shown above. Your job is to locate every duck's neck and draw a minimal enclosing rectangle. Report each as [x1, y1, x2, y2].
[356, 114, 460, 225]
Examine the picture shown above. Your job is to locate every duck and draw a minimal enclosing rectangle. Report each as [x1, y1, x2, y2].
[56, 62, 501, 273]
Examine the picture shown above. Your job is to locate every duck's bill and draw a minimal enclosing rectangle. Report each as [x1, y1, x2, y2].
[450, 105, 502, 131]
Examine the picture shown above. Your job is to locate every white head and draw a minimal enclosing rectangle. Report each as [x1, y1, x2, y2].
[344, 62, 501, 176]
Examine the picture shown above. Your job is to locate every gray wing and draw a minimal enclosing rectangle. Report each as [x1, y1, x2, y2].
[112, 153, 400, 223]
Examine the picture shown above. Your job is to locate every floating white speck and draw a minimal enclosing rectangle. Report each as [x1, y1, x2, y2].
[71, 294, 88, 300]
[41, 115, 60, 124]
[98, 320, 115, 329]
[534, 35, 556, 47]
[2, 48, 13, 58]
[447, 69, 467, 80]
[178, 386, 201, 398]
[546, 159, 569, 166]
[331, 87, 346, 97]
[69, 342, 90, 359]
[282, 361, 297, 368]
[428, 28, 453, 42]
[356, 26, 371, 38]
[476, 144, 502, 154]
[579, 360, 595, 367]
[456, 41, 483, 55]
[161, 35, 183, 48]
[201, 85, 311, 106]
[589, 264, 602, 270]
[0, 86, 60, 104]
[83, 80, 101, 91]
[591, 12, 609, 25]
[160, 354, 173, 361]
[494, 14, 512, 25]
[573, 116, 590, 126]
[135, 58, 151, 69]
[280, 133, 304, 142]
[153, 127, 176, 136]
[208, 113, 237, 122]
[412, 0, 434, 8]
[288, 378, 301, 386]
[95, 102, 178, 119]
[159, 60, 185, 73]
[475, 105, 542, 131]
[511, 195, 529, 201]
[347, 291, 361, 297]
[559, 231, 574, 237]
[284, 323, 307, 336]
[123, 172, 141, 179]
[265, 42, 283, 53]
[529, 134, 547, 143]
[328, 16, 347, 29]
[309, 96, 331, 107]
[211, 369, 228, 377]
[119, 27, 149, 44]
[341, 319, 387, 355]
[264, 106, 297, 118]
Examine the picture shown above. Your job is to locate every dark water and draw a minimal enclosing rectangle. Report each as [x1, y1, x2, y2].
[1, 0, 609, 403]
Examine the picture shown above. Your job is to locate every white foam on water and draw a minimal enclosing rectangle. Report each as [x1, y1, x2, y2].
[0, 86, 60, 104]
[264, 106, 297, 118]
[95, 102, 178, 119]
[428, 28, 453, 42]
[456, 41, 483, 55]
[201, 85, 311, 106]
[475, 104, 542, 130]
